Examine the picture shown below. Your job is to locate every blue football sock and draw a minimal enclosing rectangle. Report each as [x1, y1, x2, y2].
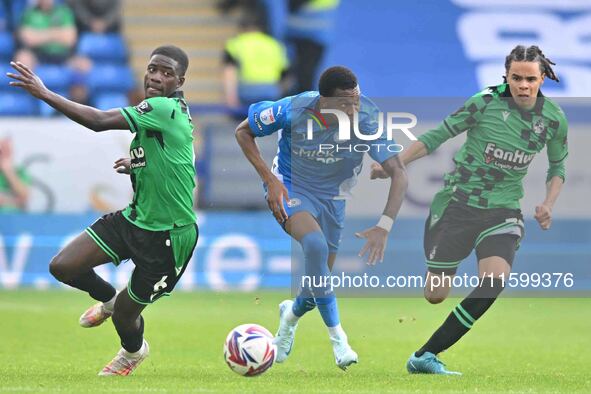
[297, 231, 340, 327]
[316, 292, 340, 327]
[292, 295, 316, 317]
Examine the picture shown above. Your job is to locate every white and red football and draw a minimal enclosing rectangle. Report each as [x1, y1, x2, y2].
[223, 323, 276, 377]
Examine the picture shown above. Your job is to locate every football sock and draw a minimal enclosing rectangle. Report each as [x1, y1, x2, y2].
[292, 295, 316, 318]
[117, 315, 145, 354]
[316, 293, 340, 327]
[124, 340, 147, 360]
[103, 293, 117, 313]
[65, 270, 116, 302]
[298, 231, 341, 327]
[416, 277, 504, 357]
[328, 323, 347, 342]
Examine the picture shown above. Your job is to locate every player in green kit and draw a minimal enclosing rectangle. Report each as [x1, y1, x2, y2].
[7, 45, 198, 376]
[372, 45, 568, 375]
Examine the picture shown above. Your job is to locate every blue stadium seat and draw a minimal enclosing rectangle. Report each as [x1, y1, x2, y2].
[0, 92, 38, 116]
[0, 32, 14, 61]
[92, 92, 129, 110]
[10, 0, 28, 29]
[0, 63, 16, 91]
[87, 63, 135, 94]
[0, 4, 7, 31]
[35, 64, 73, 91]
[78, 33, 128, 63]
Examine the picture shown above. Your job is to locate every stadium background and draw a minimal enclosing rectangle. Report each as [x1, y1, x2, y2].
[0, 0, 589, 293]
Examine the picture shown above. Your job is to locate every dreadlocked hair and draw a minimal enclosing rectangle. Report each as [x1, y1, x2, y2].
[504, 45, 559, 83]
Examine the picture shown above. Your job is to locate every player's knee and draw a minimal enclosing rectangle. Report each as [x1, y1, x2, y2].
[49, 254, 71, 282]
[425, 293, 446, 304]
[424, 287, 448, 304]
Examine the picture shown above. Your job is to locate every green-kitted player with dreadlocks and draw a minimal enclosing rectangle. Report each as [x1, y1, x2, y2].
[373, 45, 568, 375]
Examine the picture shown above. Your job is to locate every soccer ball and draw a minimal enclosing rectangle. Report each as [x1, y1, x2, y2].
[223, 323, 276, 377]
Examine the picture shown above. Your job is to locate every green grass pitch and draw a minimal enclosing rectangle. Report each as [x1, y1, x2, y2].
[1, 290, 590, 393]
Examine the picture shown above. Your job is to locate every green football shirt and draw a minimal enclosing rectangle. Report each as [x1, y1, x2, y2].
[21, 5, 75, 57]
[119, 92, 196, 231]
[419, 83, 568, 219]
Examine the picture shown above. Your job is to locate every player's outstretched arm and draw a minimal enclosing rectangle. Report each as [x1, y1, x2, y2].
[370, 141, 428, 180]
[357, 155, 408, 264]
[7, 61, 128, 132]
[235, 118, 289, 223]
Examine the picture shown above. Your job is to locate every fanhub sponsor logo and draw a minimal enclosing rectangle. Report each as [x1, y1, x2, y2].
[305, 108, 417, 155]
[484, 142, 534, 170]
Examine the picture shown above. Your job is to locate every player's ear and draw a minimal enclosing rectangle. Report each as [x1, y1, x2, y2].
[177, 76, 185, 89]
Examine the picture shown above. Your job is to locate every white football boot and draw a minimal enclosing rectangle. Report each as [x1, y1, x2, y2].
[98, 340, 150, 376]
[273, 300, 298, 363]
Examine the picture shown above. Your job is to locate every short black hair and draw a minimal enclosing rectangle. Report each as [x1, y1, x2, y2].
[151, 45, 189, 76]
[318, 66, 358, 97]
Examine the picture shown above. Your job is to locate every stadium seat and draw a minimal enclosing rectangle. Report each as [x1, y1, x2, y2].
[0, 5, 6, 31]
[35, 65, 73, 91]
[0, 63, 16, 91]
[78, 33, 128, 63]
[10, 0, 28, 30]
[92, 92, 129, 110]
[87, 63, 135, 94]
[0, 92, 38, 116]
[0, 32, 14, 61]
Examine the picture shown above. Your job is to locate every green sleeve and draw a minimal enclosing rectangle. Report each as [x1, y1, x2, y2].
[119, 97, 173, 134]
[418, 94, 491, 154]
[546, 114, 568, 182]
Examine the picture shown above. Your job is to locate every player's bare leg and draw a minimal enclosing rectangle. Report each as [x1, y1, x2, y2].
[99, 288, 149, 376]
[49, 231, 117, 327]
[479, 256, 511, 280]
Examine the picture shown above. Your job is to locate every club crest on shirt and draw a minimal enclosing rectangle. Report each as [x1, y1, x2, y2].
[532, 116, 546, 135]
[287, 198, 301, 208]
[134, 100, 153, 115]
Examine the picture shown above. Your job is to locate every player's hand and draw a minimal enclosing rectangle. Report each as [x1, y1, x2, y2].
[7, 62, 49, 99]
[369, 163, 389, 180]
[356, 226, 389, 265]
[534, 204, 552, 230]
[266, 178, 289, 224]
[113, 158, 131, 174]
